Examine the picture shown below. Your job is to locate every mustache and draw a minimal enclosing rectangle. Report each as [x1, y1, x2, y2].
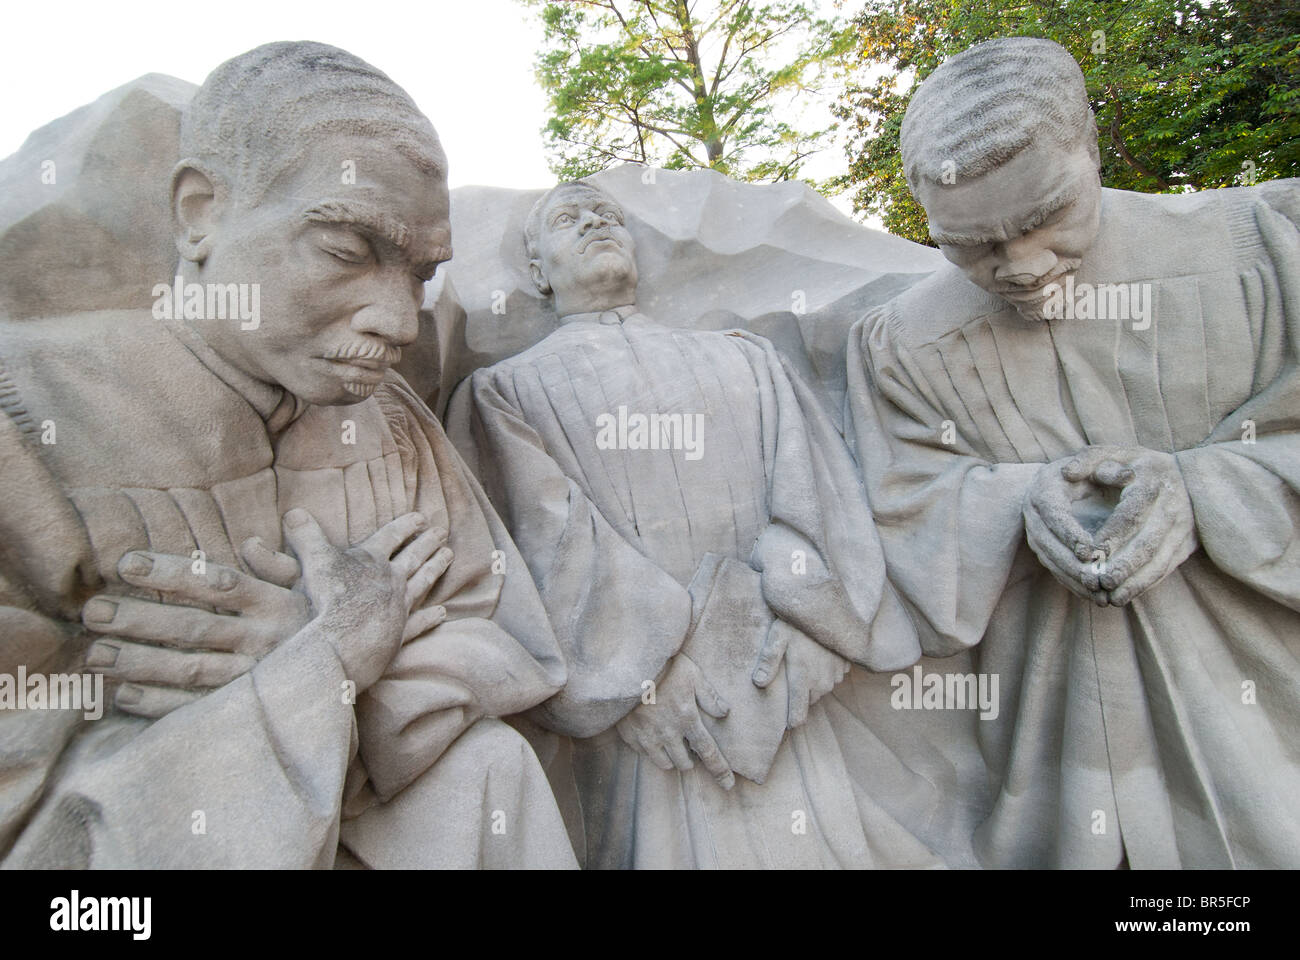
[578, 227, 623, 254]
[323, 340, 402, 364]
[995, 259, 1083, 296]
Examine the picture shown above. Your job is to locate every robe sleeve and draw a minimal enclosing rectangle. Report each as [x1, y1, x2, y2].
[845, 310, 1041, 657]
[739, 333, 921, 669]
[350, 379, 567, 801]
[1174, 186, 1300, 611]
[3, 623, 356, 869]
[446, 368, 693, 739]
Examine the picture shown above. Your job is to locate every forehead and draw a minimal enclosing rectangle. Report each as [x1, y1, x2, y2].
[921, 140, 1092, 245]
[270, 134, 448, 211]
[543, 188, 621, 216]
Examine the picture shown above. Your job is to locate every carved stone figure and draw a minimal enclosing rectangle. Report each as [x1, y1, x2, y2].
[0, 42, 576, 869]
[447, 180, 987, 868]
[847, 36, 1300, 867]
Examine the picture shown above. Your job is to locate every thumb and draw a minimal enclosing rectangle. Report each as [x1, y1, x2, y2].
[281, 508, 335, 574]
[239, 536, 302, 588]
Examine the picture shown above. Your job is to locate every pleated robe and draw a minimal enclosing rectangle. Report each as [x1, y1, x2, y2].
[847, 181, 1300, 868]
[0, 309, 576, 869]
[449, 308, 991, 869]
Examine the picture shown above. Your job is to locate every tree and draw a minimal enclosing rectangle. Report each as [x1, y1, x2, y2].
[834, 0, 1300, 244]
[524, 0, 851, 188]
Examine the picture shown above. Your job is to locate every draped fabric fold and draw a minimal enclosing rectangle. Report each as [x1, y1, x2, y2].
[448, 312, 985, 868]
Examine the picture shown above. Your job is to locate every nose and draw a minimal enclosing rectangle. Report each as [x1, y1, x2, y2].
[993, 237, 1058, 285]
[578, 206, 611, 233]
[349, 272, 420, 347]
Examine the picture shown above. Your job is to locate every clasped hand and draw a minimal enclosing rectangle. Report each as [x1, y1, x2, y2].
[1023, 445, 1198, 605]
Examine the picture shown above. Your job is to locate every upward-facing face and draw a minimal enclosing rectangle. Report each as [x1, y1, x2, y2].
[532, 187, 638, 316]
[915, 138, 1102, 320]
[181, 133, 451, 405]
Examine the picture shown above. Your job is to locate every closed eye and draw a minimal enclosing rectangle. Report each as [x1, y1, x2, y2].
[319, 230, 372, 264]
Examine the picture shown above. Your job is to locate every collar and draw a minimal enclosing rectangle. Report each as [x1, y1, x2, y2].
[558, 303, 640, 326]
[160, 317, 307, 433]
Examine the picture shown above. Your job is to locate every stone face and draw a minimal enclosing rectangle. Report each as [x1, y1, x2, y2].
[0, 75, 196, 321]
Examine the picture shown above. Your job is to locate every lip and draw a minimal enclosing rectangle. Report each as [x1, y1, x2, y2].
[323, 357, 389, 381]
[997, 285, 1053, 302]
[579, 230, 622, 253]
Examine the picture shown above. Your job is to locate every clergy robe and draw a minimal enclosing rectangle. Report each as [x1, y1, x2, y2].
[847, 180, 1300, 868]
[448, 306, 991, 869]
[0, 309, 576, 869]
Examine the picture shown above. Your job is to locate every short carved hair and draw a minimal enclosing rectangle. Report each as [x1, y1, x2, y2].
[900, 37, 1099, 190]
[180, 41, 447, 205]
[523, 180, 614, 261]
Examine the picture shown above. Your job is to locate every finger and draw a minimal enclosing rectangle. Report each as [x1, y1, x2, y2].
[1107, 524, 1196, 606]
[1025, 509, 1103, 596]
[82, 595, 261, 654]
[239, 537, 301, 588]
[86, 638, 254, 688]
[1061, 446, 1127, 483]
[1092, 459, 1136, 488]
[281, 508, 336, 571]
[615, 718, 640, 751]
[787, 663, 811, 728]
[392, 529, 444, 579]
[402, 604, 447, 643]
[116, 551, 286, 613]
[114, 683, 204, 719]
[685, 719, 734, 790]
[693, 671, 730, 719]
[1097, 511, 1167, 592]
[663, 738, 694, 771]
[1092, 479, 1160, 553]
[1029, 475, 1095, 561]
[359, 512, 428, 562]
[1061, 455, 1091, 483]
[752, 621, 790, 688]
[403, 547, 454, 611]
[639, 739, 674, 771]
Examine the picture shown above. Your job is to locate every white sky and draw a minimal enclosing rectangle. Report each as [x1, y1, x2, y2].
[0, 0, 858, 209]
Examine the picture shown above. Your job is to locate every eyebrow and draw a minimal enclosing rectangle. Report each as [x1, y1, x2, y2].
[930, 182, 1082, 247]
[305, 200, 452, 272]
[548, 196, 623, 223]
[304, 200, 411, 251]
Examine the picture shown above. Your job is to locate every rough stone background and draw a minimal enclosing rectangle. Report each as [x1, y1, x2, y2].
[0, 75, 941, 424]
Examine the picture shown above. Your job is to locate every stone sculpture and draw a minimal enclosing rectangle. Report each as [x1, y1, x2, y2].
[847, 36, 1300, 868]
[446, 180, 987, 868]
[0, 41, 577, 869]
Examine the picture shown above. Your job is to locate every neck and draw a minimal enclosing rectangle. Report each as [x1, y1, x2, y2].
[557, 301, 638, 322]
[553, 284, 638, 319]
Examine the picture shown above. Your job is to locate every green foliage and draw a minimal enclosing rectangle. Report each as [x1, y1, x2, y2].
[833, 0, 1300, 244]
[523, 0, 851, 190]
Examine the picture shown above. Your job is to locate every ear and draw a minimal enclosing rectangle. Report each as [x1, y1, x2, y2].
[529, 259, 551, 296]
[170, 160, 223, 264]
